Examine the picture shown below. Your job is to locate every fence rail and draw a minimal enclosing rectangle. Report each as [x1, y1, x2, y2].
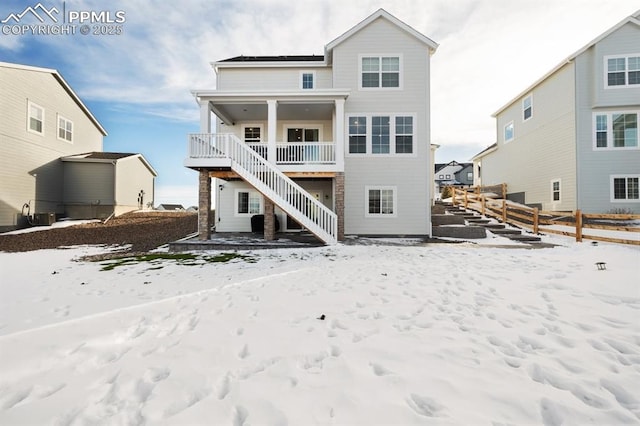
[449, 185, 640, 245]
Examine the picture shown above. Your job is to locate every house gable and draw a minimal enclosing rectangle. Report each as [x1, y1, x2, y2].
[324, 8, 438, 63]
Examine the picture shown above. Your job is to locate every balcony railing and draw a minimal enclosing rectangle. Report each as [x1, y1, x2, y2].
[188, 135, 336, 165]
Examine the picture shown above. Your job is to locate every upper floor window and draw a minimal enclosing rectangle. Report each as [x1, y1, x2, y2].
[593, 112, 638, 149]
[551, 179, 561, 202]
[504, 121, 514, 143]
[348, 116, 367, 154]
[348, 114, 415, 155]
[243, 126, 262, 142]
[58, 115, 73, 142]
[361, 55, 400, 88]
[395, 116, 413, 153]
[523, 95, 532, 121]
[28, 101, 44, 135]
[301, 71, 315, 89]
[606, 54, 640, 88]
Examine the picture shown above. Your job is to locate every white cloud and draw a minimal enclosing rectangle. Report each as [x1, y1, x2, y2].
[7, 0, 637, 155]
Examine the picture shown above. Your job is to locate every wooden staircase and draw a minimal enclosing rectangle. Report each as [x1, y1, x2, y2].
[190, 134, 337, 244]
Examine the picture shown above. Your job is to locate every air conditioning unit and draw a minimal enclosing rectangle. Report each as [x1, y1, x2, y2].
[33, 213, 56, 226]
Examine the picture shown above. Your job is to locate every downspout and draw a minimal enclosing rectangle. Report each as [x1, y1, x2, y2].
[112, 160, 117, 216]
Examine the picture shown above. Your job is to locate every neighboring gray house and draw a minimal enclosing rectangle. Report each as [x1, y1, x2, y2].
[157, 203, 185, 211]
[61, 152, 157, 219]
[0, 62, 156, 231]
[184, 9, 438, 243]
[473, 10, 640, 213]
[434, 161, 473, 192]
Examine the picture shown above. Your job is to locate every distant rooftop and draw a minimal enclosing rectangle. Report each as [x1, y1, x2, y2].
[219, 55, 325, 63]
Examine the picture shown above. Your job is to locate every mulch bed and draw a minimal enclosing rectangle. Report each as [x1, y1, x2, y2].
[0, 212, 198, 254]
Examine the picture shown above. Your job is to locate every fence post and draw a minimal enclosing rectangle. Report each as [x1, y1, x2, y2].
[481, 195, 486, 217]
[575, 209, 582, 242]
[502, 183, 507, 199]
[502, 200, 507, 223]
[452, 187, 457, 206]
[464, 189, 468, 209]
[533, 207, 539, 234]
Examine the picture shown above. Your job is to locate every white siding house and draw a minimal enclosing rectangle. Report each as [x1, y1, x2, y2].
[185, 9, 438, 243]
[0, 62, 106, 231]
[473, 10, 640, 213]
[0, 62, 157, 230]
[61, 152, 157, 218]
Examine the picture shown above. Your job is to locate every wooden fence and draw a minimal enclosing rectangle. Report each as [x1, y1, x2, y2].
[450, 185, 640, 246]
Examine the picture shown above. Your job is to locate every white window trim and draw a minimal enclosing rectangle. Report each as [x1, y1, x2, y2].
[300, 71, 316, 90]
[523, 94, 533, 122]
[241, 124, 264, 143]
[551, 179, 561, 203]
[358, 54, 403, 90]
[234, 189, 264, 216]
[57, 114, 73, 143]
[592, 111, 640, 150]
[345, 113, 417, 157]
[365, 185, 398, 218]
[604, 54, 640, 89]
[610, 174, 640, 203]
[27, 100, 44, 136]
[504, 121, 514, 143]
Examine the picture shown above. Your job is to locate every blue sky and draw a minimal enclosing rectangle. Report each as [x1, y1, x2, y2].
[1, 0, 636, 207]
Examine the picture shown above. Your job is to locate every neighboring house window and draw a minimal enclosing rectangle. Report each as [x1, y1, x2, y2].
[593, 112, 639, 149]
[504, 121, 514, 143]
[551, 179, 561, 202]
[58, 115, 73, 142]
[236, 190, 263, 215]
[348, 116, 367, 154]
[366, 186, 396, 216]
[446, 174, 451, 179]
[301, 71, 315, 89]
[361, 56, 401, 88]
[611, 175, 639, 202]
[28, 101, 44, 135]
[606, 54, 640, 87]
[395, 116, 413, 153]
[467, 172, 473, 181]
[439, 174, 444, 179]
[347, 114, 415, 155]
[523, 95, 532, 121]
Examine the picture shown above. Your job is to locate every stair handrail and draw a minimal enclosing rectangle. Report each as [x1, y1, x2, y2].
[192, 133, 337, 244]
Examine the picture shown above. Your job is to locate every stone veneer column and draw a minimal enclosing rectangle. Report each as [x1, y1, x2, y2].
[263, 198, 275, 241]
[335, 172, 345, 241]
[198, 170, 211, 240]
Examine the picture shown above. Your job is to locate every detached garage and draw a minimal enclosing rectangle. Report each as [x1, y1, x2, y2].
[61, 152, 157, 219]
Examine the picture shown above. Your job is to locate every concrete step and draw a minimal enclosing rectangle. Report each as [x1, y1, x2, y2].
[505, 234, 542, 242]
[432, 214, 466, 226]
[466, 218, 490, 224]
[432, 225, 487, 239]
[490, 228, 522, 236]
[479, 223, 506, 230]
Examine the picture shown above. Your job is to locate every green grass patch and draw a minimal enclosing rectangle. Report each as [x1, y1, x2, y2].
[98, 252, 256, 271]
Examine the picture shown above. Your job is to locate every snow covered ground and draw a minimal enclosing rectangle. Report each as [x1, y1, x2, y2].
[1, 237, 639, 425]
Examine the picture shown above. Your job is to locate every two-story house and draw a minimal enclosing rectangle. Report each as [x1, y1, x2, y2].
[473, 10, 640, 213]
[185, 9, 438, 244]
[434, 161, 473, 193]
[0, 62, 157, 231]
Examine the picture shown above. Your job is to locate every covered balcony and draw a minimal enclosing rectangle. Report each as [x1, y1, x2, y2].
[184, 90, 349, 173]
